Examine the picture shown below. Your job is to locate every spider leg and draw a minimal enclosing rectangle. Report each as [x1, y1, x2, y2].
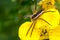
[30, 21, 37, 37]
[26, 22, 33, 36]
[39, 18, 52, 26]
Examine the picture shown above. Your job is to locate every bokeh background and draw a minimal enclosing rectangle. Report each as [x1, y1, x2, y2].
[0, 0, 60, 40]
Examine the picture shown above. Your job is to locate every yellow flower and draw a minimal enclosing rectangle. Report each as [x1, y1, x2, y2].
[18, 8, 59, 40]
[39, 8, 59, 29]
[38, 0, 55, 6]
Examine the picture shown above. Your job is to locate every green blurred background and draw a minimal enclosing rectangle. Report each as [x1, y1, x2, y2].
[0, 0, 60, 40]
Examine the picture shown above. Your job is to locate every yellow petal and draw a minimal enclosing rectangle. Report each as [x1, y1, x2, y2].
[40, 8, 59, 29]
[18, 8, 60, 40]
